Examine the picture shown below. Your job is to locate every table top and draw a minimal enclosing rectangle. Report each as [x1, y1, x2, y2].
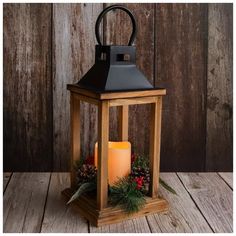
[3, 172, 232, 233]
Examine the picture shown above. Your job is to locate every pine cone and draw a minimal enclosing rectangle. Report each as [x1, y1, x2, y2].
[130, 166, 150, 185]
[76, 164, 97, 186]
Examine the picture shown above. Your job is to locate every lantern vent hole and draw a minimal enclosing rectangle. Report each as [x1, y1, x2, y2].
[100, 52, 107, 61]
[116, 54, 130, 61]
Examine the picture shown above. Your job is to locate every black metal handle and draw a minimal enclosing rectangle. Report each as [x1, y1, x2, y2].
[95, 5, 137, 46]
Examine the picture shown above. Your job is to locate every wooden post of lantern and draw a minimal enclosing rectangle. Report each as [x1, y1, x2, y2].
[62, 87, 169, 226]
[62, 4, 169, 227]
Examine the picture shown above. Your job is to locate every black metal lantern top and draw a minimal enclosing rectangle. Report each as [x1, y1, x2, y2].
[77, 5, 154, 92]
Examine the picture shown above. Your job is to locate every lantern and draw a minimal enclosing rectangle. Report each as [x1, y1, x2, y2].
[63, 5, 168, 227]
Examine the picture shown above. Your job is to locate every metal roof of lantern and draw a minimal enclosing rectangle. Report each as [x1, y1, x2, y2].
[77, 5, 154, 92]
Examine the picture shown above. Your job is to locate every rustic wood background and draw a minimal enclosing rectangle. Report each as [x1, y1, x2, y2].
[3, 3, 233, 172]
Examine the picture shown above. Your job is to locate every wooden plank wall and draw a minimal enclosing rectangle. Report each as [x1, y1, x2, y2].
[156, 4, 208, 171]
[3, 4, 52, 171]
[52, 4, 103, 170]
[206, 4, 233, 171]
[3, 3, 233, 171]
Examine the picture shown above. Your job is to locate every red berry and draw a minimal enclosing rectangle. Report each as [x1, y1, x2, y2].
[131, 153, 136, 164]
[85, 155, 95, 165]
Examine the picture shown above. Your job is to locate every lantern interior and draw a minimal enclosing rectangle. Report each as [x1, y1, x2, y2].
[63, 86, 169, 226]
[94, 141, 131, 185]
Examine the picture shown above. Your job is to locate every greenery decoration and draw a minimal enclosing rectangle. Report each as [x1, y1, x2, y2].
[67, 153, 177, 212]
[67, 182, 96, 204]
[131, 154, 150, 194]
[109, 177, 146, 214]
[159, 178, 177, 195]
[132, 154, 177, 195]
[68, 159, 97, 204]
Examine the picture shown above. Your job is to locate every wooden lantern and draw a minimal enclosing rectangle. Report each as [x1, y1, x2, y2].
[62, 5, 169, 226]
[62, 86, 169, 226]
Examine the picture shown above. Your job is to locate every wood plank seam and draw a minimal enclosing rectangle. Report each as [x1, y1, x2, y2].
[153, 3, 157, 94]
[3, 173, 12, 194]
[41, 173, 89, 233]
[21, 196, 30, 232]
[146, 173, 213, 233]
[50, 3, 55, 171]
[176, 173, 215, 232]
[217, 173, 233, 191]
[145, 215, 160, 233]
[39, 173, 52, 233]
[87, 220, 90, 233]
[3, 173, 51, 233]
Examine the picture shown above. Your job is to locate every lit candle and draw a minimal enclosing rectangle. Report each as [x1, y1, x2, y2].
[94, 141, 131, 185]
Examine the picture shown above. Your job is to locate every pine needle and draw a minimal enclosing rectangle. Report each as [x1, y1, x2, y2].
[159, 178, 178, 195]
[67, 182, 96, 204]
[109, 177, 146, 214]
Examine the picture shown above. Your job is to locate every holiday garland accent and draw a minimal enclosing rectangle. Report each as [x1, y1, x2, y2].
[109, 176, 146, 214]
[68, 153, 176, 213]
[131, 154, 150, 194]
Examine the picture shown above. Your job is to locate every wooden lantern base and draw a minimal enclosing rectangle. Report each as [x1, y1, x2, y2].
[62, 188, 169, 227]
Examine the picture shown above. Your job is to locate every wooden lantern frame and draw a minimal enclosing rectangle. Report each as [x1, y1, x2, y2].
[62, 84, 169, 226]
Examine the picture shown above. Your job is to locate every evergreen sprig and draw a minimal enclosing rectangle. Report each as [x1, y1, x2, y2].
[68, 155, 177, 213]
[132, 155, 177, 195]
[132, 154, 149, 169]
[109, 177, 146, 214]
[67, 182, 96, 204]
[159, 177, 177, 195]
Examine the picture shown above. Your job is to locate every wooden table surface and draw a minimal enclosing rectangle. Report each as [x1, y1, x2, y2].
[3, 172, 233, 233]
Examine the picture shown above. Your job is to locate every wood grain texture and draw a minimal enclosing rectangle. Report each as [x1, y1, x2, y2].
[97, 101, 109, 209]
[118, 105, 129, 141]
[147, 173, 212, 233]
[3, 3, 233, 172]
[149, 97, 162, 197]
[3, 172, 232, 232]
[67, 85, 166, 99]
[3, 173, 50, 233]
[155, 4, 208, 171]
[206, 4, 233, 171]
[3, 172, 12, 193]
[53, 3, 103, 170]
[3, 4, 52, 171]
[218, 172, 233, 189]
[177, 172, 233, 233]
[104, 3, 154, 155]
[90, 217, 151, 233]
[41, 173, 88, 233]
[70, 93, 81, 189]
[63, 186, 168, 227]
